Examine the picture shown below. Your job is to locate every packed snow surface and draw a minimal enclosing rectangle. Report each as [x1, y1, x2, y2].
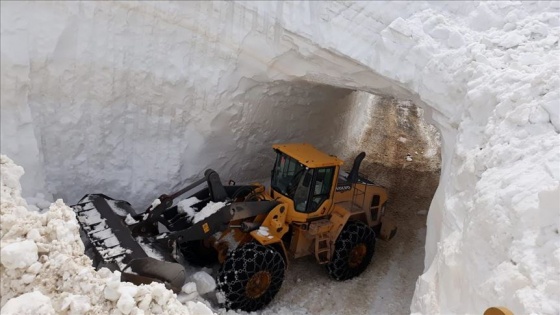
[1, 1, 559, 314]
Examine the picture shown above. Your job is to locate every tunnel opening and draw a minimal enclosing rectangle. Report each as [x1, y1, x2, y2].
[250, 85, 443, 315]
[341, 94, 442, 314]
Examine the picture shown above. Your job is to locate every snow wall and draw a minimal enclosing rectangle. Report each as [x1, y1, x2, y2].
[1, 1, 559, 314]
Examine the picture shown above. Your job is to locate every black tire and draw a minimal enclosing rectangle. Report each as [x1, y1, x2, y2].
[217, 243, 285, 312]
[179, 240, 219, 267]
[327, 221, 376, 281]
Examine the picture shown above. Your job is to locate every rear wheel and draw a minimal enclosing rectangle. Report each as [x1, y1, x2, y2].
[327, 221, 376, 280]
[217, 243, 285, 312]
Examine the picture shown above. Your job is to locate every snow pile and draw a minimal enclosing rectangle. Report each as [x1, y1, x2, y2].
[0, 155, 215, 315]
[393, 4, 560, 314]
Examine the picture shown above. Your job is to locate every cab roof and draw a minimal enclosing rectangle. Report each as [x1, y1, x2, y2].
[272, 143, 344, 168]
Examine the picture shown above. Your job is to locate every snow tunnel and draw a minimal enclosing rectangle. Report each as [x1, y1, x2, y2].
[1, 2, 558, 314]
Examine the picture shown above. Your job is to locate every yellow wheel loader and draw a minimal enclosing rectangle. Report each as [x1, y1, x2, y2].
[72, 143, 397, 312]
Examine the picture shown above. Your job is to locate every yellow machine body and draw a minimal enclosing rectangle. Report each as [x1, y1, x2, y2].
[216, 143, 397, 265]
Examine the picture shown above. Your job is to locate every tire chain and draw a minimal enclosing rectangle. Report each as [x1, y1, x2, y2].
[327, 221, 376, 280]
[217, 242, 285, 312]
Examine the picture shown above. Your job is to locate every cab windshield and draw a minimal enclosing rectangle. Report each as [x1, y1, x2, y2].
[271, 151, 335, 213]
[271, 152, 307, 198]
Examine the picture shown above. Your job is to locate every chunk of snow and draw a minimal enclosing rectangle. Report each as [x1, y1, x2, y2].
[181, 282, 198, 295]
[541, 100, 560, 131]
[1, 240, 38, 270]
[186, 301, 215, 315]
[125, 214, 138, 225]
[1, 291, 55, 315]
[60, 294, 91, 314]
[137, 294, 152, 310]
[177, 197, 200, 218]
[216, 291, 226, 304]
[117, 293, 136, 315]
[26, 262, 42, 274]
[192, 271, 216, 295]
[151, 283, 173, 305]
[150, 198, 161, 209]
[257, 226, 270, 237]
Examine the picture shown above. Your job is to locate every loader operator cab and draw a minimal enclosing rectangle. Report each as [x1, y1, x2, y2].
[270, 144, 341, 216]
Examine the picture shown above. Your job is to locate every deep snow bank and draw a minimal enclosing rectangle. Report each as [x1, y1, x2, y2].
[0, 155, 214, 315]
[1, 1, 559, 314]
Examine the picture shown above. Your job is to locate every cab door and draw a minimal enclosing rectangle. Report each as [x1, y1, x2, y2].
[292, 167, 335, 218]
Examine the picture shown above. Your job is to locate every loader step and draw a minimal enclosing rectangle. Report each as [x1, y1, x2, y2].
[315, 233, 332, 264]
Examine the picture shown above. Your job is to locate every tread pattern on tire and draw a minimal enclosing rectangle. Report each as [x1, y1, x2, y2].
[217, 242, 285, 312]
[327, 221, 376, 281]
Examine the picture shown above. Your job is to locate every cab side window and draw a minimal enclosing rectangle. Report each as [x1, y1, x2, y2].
[308, 167, 334, 213]
[294, 169, 313, 212]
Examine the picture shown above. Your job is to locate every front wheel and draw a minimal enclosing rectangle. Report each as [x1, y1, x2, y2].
[217, 243, 285, 312]
[327, 221, 376, 281]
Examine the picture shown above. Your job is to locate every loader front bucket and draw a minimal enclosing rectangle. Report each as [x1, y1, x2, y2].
[72, 194, 186, 292]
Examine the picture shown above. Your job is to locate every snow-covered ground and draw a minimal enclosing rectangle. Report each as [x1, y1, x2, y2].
[1, 1, 559, 314]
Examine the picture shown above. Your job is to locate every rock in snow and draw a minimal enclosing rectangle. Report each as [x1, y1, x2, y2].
[0, 1, 559, 314]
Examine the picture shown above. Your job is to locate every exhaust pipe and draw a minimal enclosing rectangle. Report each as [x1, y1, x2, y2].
[347, 152, 365, 183]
